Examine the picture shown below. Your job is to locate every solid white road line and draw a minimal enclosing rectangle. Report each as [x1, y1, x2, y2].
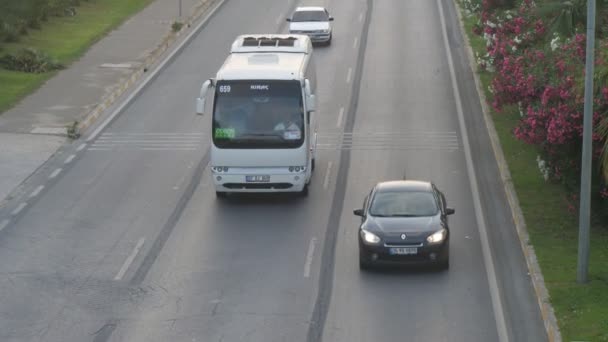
[11, 203, 27, 216]
[346, 68, 353, 84]
[64, 154, 76, 164]
[48, 168, 62, 179]
[29, 185, 45, 199]
[0, 219, 10, 232]
[353, 37, 359, 49]
[323, 162, 333, 190]
[336, 107, 345, 128]
[76, 143, 87, 152]
[359, 13, 364, 22]
[303, 237, 317, 278]
[114, 237, 145, 281]
[437, 0, 509, 341]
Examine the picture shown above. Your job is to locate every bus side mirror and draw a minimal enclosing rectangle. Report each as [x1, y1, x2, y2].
[307, 94, 316, 113]
[196, 79, 213, 115]
[304, 79, 315, 112]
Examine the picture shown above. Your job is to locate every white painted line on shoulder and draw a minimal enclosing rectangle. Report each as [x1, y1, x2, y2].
[303, 237, 317, 278]
[323, 161, 333, 190]
[353, 37, 358, 49]
[76, 143, 87, 152]
[346, 68, 353, 84]
[336, 107, 345, 128]
[64, 154, 76, 164]
[437, 0, 509, 341]
[114, 237, 145, 281]
[276, 13, 284, 25]
[48, 168, 62, 179]
[29, 185, 45, 198]
[11, 203, 27, 216]
[359, 13, 364, 22]
[0, 219, 10, 232]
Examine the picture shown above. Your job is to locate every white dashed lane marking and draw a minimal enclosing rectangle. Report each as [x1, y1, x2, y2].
[114, 237, 145, 281]
[29, 185, 44, 198]
[303, 237, 317, 278]
[323, 162, 333, 190]
[11, 203, 27, 216]
[49, 168, 62, 179]
[336, 107, 345, 128]
[0, 219, 10, 232]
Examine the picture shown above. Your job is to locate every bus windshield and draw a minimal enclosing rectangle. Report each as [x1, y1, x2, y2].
[212, 80, 305, 149]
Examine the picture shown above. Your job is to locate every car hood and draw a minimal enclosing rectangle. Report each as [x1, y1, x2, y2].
[289, 22, 330, 31]
[364, 215, 442, 237]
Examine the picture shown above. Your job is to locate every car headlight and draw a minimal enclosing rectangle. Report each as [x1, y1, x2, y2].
[427, 228, 447, 244]
[360, 230, 381, 244]
[322, 29, 330, 33]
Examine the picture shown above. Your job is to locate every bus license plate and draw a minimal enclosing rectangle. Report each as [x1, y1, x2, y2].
[389, 247, 418, 255]
[246, 175, 270, 183]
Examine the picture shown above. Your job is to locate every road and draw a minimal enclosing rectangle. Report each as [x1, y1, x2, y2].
[0, 0, 548, 341]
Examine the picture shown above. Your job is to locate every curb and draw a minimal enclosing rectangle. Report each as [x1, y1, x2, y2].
[452, 2, 562, 341]
[76, 0, 216, 135]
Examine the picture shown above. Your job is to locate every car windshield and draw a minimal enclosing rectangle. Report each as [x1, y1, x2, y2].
[292, 10, 328, 22]
[369, 191, 438, 217]
[212, 80, 304, 149]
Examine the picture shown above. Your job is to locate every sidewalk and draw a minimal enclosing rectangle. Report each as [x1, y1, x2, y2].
[0, 0, 213, 205]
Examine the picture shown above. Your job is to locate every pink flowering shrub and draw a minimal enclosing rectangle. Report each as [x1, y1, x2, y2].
[474, 0, 608, 213]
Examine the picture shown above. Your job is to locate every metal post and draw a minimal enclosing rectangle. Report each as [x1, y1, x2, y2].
[179, 0, 182, 18]
[577, 0, 596, 284]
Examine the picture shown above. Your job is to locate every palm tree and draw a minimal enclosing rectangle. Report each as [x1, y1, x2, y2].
[534, 0, 607, 38]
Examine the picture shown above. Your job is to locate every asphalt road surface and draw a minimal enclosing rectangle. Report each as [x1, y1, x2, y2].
[0, 0, 548, 341]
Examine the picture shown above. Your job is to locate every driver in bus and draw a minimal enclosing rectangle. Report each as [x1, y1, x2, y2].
[273, 109, 302, 140]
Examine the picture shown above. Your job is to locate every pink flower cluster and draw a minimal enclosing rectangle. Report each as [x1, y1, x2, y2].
[474, 1, 608, 199]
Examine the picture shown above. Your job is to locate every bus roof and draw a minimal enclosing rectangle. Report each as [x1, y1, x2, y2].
[217, 52, 308, 80]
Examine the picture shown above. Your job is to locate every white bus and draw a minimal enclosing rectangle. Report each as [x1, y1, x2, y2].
[196, 35, 317, 197]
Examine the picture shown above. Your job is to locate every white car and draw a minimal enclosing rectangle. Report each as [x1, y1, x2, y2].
[287, 7, 334, 45]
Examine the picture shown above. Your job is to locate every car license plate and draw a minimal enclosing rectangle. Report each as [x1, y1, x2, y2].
[389, 247, 418, 255]
[246, 175, 270, 183]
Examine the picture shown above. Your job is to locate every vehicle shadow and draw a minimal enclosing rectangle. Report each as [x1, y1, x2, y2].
[362, 264, 448, 276]
[216, 192, 304, 206]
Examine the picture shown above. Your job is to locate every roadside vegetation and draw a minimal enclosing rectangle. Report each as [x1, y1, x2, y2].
[0, 0, 153, 113]
[458, 0, 608, 340]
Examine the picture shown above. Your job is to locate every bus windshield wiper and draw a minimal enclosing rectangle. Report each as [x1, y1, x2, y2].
[239, 133, 284, 140]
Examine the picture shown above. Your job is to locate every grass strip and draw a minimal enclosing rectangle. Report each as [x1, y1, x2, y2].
[0, 0, 154, 113]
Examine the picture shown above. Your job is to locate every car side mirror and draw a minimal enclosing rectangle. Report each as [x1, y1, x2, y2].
[286, 18, 292, 22]
[329, 17, 334, 21]
[353, 209, 364, 217]
[446, 208, 455, 215]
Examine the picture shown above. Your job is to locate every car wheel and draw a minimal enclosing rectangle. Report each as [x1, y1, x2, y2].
[311, 158, 315, 172]
[300, 184, 309, 197]
[359, 253, 371, 270]
[438, 257, 449, 270]
[216, 191, 227, 198]
[326, 35, 332, 46]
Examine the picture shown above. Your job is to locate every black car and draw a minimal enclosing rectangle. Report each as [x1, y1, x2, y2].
[354, 180, 455, 270]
